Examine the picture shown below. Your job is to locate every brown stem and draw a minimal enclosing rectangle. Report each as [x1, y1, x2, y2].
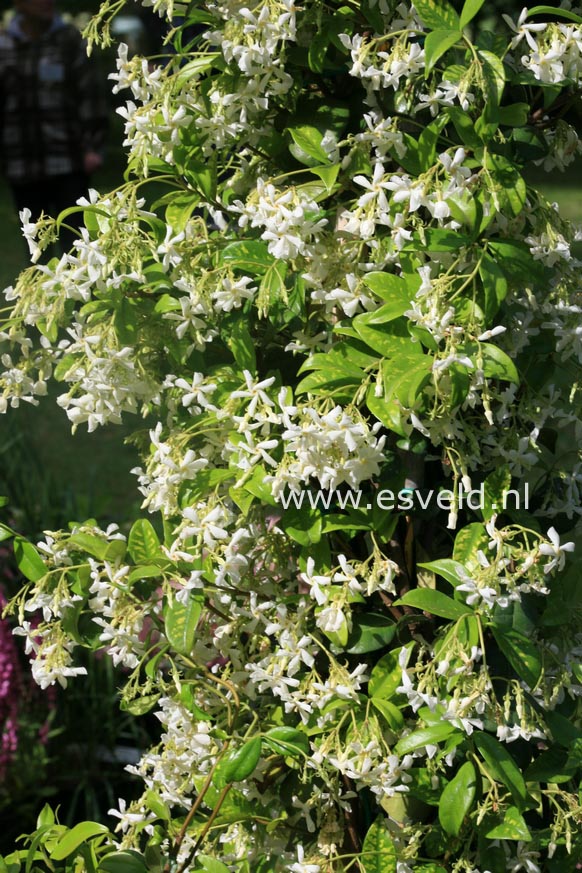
[175, 784, 232, 873]
[162, 755, 225, 873]
[340, 776, 362, 855]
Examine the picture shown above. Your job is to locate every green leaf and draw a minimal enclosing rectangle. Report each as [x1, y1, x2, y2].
[127, 564, 165, 584]
[485, 806, 531, 841]
[491, 626, 542, 688]
[120, 692, 161, 716]
[36, 804, 55, 828]
[395, 723, 460, 755]
[482, 466, 512, 521]
[214, 737, 262, 787]
[369, 644, 414, 698]
[525, 747, 573, 784]
[545, 711, 582, 748]
[361, 272, 409, 301]
[281, 506, 322, 546]
[14, 537, 47, 582]
[381, 355, 433, 410]
[263, 727, 310, 758]
[459, 0, 485, 27]
[197, 857, 231, 873]
[221, 241, 274, 274]
[345, 613, 397, 654]
[424, 29, 461, 73]
[50, 822, 110, 860]
[184, 158, 216, 201]
[462, 341, 519, 384]
[395, 589, 470, 620]
[479, 254, 508, 320]
[453, 524, 489, 570]
[446, 107, 481, 148]
[371, 698, 405, 731]
[99, 851, 148, 873]
[473, 732, 528, 809]
[487, 239, 544, 283]
[164, 595, 203, 655]
[145, 790, 170, 822]
[288, 125, 330, 165]
[310, 164, 340, 193]
[308, 30, 330, 72]
[418, 559, 466, 587]
[402, 228, 473, 252]
[104, 538, 127, 564]
[438, 761, 477, 836]
[497, 102, 529, 127]
[128, 519, 161, 563]
[413, 0, 460, 30]
[226, 321, 257, 372]
[485, 153, 526, 216]
[526, 5, 582, 23]
[360, 816, 397, 873]
[66, 532, 107, 561]
[478, 50, 505, 107]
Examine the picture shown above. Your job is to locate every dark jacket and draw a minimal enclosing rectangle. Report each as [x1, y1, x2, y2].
[0, 14, 108, 182]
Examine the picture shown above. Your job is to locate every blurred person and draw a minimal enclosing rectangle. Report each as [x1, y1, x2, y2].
[0, 0, 108, 251]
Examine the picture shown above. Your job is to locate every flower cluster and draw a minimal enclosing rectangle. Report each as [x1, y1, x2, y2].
[2, 1, 582, 871]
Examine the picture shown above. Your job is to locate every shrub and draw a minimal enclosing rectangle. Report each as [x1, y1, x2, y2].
[2, 1, 582, 871]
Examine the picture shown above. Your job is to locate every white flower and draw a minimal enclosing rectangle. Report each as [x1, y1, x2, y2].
[19, 208, 41, 263]
[538, 526, 575, 573]
[289, 845, 320, 873]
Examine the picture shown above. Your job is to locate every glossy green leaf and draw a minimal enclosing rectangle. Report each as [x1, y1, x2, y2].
[214, 737, 262, 787]
[473, 732, 528, 809]
[197, 857, 231, 873]
[221, 241, 274, 274]
[310, 164, 340, 193]
[360, 816, 397, 873]
[361, 271, 410, 301]
[227, 321, 257, 372]
[413, 0, 460, 30]
[479, 254, 508, 320]
[164, 595, 203, 655]
[478, 50, 505, 106]
[99, 851, 148, 873]
[50, 822, 110, 860]
[14, 538, 47, 583]
[395, 589, 470, 620]
[418, 559, 466, 587]
[369, 644, 414, 698]
[485, 806, 531, 841]
[459, 0, 485, 27]
[67, 532, 108, 561]
[395, 723, 459, 755]
[438, 761, 477, 835]
[482, 466, 512, 521]
[526, 5, 582, 23]
[371, 698, 405, 731]
[345, 613, 397, 653]
[424, 29, 461, 73]
[263, 726, 310, 758]
[491, 627, 542, 688]
[128, 519, 161, 563]
[288, 125, 330, 165]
